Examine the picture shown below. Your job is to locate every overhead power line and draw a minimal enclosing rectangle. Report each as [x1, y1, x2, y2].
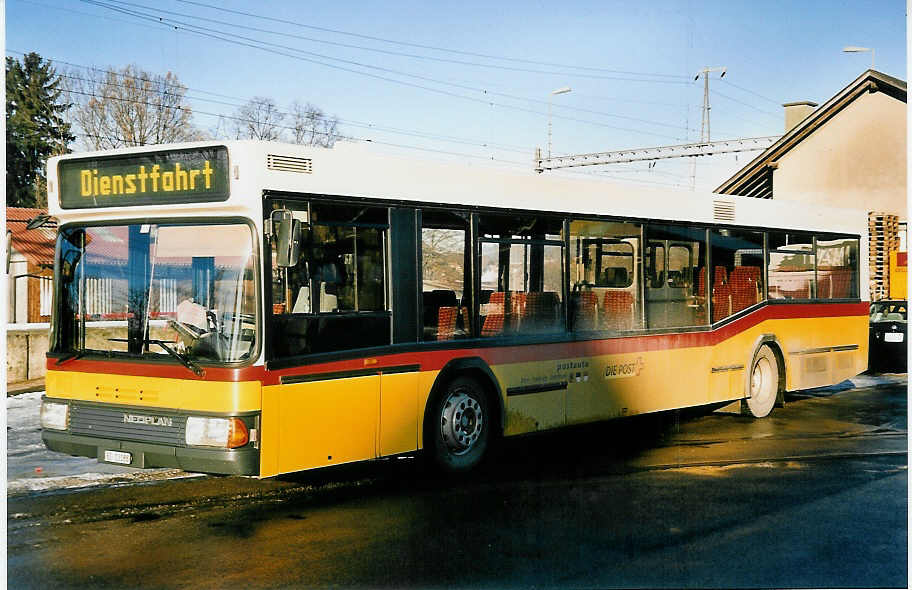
[710, 89, 780, 119]
[719, 79, 782, 106]
[61, 87, 533, 167]
[173, 0, 690, 80]
[77, 1, 691, 141]
[93, 0, 691, 84]
[42, 74, 539, 167]
[43, 62, 538, 155]
[11, 50, 542, 154]
[81, 0, 695, 132]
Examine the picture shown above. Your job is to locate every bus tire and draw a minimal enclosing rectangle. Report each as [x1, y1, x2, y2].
[427, 376, 491, 473]
[743, 345, 779, 418]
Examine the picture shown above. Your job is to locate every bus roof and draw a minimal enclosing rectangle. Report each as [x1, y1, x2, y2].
[48, 140, 865, 236]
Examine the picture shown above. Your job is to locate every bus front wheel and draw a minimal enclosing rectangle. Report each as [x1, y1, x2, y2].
[428, 376, 491, 473]
[743, 345, 779, 418]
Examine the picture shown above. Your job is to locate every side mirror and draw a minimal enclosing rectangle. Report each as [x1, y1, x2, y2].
[272, 209, 302, 268]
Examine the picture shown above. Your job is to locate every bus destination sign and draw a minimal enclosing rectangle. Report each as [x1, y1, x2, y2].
[58, 146, 230, 209]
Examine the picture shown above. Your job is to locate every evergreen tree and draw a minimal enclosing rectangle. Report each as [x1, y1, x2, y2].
[6, 52, 74, 207]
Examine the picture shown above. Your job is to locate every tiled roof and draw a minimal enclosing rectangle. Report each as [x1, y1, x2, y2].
[7, 207, 56, 267]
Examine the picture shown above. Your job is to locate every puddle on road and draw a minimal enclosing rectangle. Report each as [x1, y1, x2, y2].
[665, 461, 804, 477]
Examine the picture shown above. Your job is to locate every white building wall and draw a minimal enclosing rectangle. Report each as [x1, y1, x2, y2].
[772, 92, 906, 219]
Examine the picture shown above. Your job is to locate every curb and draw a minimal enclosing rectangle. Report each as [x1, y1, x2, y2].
[6, 380, 46, 397]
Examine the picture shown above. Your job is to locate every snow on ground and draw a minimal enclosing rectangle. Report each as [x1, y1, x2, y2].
[846, 373, 908, 389]
[7, 391, 195, 495]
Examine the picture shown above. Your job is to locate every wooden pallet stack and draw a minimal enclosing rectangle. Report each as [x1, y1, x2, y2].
[868, 211, 900, 301]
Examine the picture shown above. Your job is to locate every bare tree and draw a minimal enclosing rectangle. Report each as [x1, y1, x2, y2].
[421, 229, 465, 290]
[290, 100, 341, 147]
[231, 96, 285, 141]
[65, 65, 203, 150]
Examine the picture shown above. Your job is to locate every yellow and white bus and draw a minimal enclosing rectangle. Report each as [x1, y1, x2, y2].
[40, 141, 868, 476]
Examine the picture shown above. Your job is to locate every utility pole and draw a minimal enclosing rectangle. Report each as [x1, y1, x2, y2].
[691, 66, 726, 189]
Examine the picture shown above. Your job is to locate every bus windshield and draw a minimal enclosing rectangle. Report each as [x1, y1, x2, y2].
[54, 222, 257, 365]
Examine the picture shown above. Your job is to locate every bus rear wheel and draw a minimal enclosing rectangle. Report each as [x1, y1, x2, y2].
[744, 345, 779, 418]
[428, 376, 491, 473]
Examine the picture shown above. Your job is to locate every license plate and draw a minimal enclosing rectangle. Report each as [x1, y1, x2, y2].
[884, 332, 904, 343]
[104, 450, 132, 465]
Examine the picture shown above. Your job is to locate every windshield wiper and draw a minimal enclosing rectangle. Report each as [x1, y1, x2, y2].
[146, 339, 205, 377]
[105, 337, 205, 376]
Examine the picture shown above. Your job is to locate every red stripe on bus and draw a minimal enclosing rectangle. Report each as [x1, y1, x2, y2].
[45, 359, 268, 382]
[265, 301, 868, 384]
[49, 302, 868, 385]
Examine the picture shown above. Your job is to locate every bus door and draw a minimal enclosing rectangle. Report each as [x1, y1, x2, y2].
[646, 240, 693, 327]
[261, 201, 396, 477]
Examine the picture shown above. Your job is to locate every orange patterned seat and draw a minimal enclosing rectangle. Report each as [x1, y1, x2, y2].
[481, 292, 507, 336]
[711, 266, 730, 323]
[729, 266, 761, 314]
[603, 290, 634, 331]
[437, 306, 459, 341]
[817, 273, 832, 299]
[830, 269, 853, 298]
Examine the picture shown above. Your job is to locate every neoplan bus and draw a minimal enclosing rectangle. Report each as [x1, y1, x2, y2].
[40, 141, 868, 476]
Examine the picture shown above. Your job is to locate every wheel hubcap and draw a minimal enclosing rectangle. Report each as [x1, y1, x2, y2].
[440, 391, 484, 455]
[751, 357, 773, 405]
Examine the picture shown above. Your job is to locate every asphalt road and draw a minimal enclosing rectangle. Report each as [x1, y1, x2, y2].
[8, 378, 907, 589]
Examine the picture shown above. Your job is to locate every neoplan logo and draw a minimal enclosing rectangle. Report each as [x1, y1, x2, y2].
[123, 414, 173, 427]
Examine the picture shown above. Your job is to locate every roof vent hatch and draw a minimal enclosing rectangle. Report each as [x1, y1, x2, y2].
[713, 200, 736, 222]
[267, 154, 313, 174]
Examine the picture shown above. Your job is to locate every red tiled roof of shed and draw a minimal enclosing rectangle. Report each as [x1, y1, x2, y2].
[7, 207, 56, 267]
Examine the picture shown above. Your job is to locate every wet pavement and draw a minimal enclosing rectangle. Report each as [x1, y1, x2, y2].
[7, 377, 907, 588]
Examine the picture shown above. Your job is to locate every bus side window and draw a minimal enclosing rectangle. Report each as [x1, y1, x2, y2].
[767, 232, 811, 301]
[645, 224, 707, 329]
[711, 228, 765, 320]
[479, 214, 566, 337]
[268, 202, 392, 358]
[569, 220, 642, 333]
[420, 210, 470, 341]
[816, 236, 859, 299]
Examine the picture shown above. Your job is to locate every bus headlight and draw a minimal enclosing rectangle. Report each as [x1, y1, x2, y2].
[40, 401, 69, 431]
[185, 417, 249, 448]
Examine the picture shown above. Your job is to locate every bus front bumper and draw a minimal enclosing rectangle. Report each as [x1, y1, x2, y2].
[42, 430, 260, 476]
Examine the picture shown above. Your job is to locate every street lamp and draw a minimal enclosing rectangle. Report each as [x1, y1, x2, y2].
[842, 45, 875, 68]
[548, 86, 571, 159]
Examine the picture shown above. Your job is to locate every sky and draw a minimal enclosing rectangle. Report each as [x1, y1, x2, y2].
[5, 0, 908, 192]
